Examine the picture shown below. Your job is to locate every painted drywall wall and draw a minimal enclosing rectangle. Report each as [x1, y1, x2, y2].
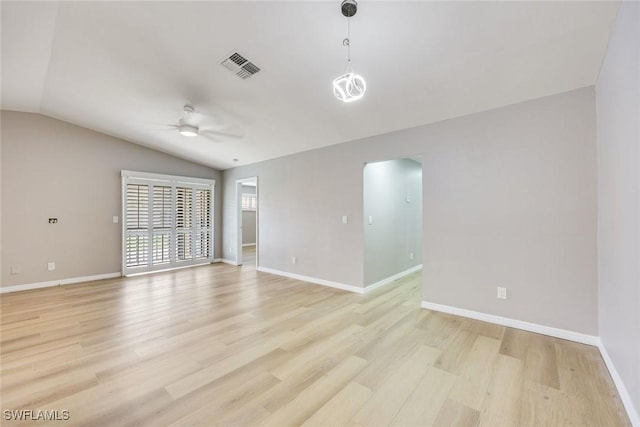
[596, 1, 640, 421]
[223, 87, 598, 334]
[1, 111, 222, 287]
[241, 184, 257, 245]
[420, 90, 597, 335]
[242, 211, 257, 245]
[241, 185, 256, 196]
[363, 158, 422, 285]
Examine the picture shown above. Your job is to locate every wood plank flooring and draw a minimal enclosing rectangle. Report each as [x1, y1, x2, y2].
[0, 264, 631, 426]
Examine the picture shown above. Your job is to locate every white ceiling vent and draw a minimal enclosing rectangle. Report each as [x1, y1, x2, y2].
[221, 52, 261, 79]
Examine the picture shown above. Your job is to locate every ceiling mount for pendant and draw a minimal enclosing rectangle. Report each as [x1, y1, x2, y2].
[341, 0, 358, 17]
[333, 0, 366, 103]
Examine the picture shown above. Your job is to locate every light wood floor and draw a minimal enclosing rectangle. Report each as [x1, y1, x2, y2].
[242, 245, 257, 267]
[0, 264, 630, 426]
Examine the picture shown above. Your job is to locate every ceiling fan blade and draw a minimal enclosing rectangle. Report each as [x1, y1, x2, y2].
[143, 122, 180, 130]
[198, 132, 225, 143]
[200, 129, 243, 139]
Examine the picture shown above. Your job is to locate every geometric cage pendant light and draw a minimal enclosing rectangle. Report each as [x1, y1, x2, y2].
[333, 0, 367, 102]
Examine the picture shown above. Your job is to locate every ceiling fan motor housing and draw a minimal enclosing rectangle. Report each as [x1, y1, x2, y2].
[341, 0, 357, 17]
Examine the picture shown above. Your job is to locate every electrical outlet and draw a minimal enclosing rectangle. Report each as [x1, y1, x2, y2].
[10, 266, 20, 275]
[292, 256, 297, 265]
[342, 215, 348, 224]
[497, 287, 507, 300]
[48, 262, 56, 271]
[112, 216, 119, 224]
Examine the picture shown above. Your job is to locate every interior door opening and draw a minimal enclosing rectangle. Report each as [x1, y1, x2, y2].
[363, 157, 423, 288]
[236, 177, 258, 268]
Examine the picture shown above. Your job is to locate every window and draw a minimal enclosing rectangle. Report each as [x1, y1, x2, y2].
[122, 171, 214, 275]
[242, 193, 257, 210]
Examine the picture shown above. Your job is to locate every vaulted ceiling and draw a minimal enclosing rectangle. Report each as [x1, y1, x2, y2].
[1, 1, 619, 170]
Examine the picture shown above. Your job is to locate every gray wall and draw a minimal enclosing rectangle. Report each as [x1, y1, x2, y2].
[241, 185, 256, 196]
[421, 89, 597, 335]
[596, 1, 640, 418]
[1, 111, 222, 287]
[241, 184, 257, 245]
[242, 212, 257, 245]
[364, 158, 422, 286]
[223, 87, 598, 334]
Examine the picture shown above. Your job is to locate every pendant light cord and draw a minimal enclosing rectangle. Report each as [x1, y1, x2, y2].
[343, 17, 351, 64]
[348, 17, 351, 63]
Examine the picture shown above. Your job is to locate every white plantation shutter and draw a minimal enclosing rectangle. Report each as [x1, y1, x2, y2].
[175, 186, 194, 262]
[122, 171, 214, 275]
[241, 194, 256, 210]
[152, 185, 172, 265]
[125, 184, 150, 268]
[153, 186, 172, 229]
[195, 188, 211, 259]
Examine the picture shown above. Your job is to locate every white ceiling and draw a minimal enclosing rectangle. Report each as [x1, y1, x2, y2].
[1, 1, 618, 170]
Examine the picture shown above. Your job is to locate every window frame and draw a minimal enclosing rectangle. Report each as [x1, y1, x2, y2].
[121, 170, 215, 276]
[241, 193, 257, 211]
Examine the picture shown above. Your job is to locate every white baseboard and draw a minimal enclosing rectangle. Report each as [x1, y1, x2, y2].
[420, 300, 599, 346]
[220, 259, 239, 266]
[364, 264, 423, 293]
[420, 301, 637, 425]
[242, 243, 256, 247]
[1, 272, 122, 294]
[212, 258, 223, 263]
[124, 261, 215, 277]
[598, 340, 640, 427]
[257, 267, 364, 294]
[255, 265, 423, 296]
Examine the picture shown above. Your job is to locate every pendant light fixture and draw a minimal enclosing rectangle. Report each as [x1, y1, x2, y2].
[333, 0, 366, 103]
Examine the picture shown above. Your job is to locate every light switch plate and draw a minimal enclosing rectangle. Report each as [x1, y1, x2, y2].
[48, 262, 56, 271]
[112, 216, 119, 224]
[342, 215, 348, 224]
[497, 287, 507, 299]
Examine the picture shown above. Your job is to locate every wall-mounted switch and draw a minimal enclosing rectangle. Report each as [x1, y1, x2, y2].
[292, 256, 297, 265]
[48, 262, 56, 271]
[406, 196, 411, 203]
[368, 216, 373, 225]
[112, 216, 119, 224]
[342, 215, 348, 224]
[497, 287, 507, 300]
[10, 266, 20, 275]
[410, 252, 414, 260]
[48, 218, 58, 224]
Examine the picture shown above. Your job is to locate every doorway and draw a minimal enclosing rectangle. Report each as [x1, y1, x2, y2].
[363, 157, 423, 288]
[236, 177, 258, 267]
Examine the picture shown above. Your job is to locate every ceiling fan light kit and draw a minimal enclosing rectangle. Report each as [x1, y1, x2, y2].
[177, 104, 199, 137]
[178, 123, 199, 137]
[333, 0, 366, 103]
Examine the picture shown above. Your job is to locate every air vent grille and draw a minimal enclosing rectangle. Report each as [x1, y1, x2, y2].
[229, 53, 247, 66]
[221, 52, 261, 79]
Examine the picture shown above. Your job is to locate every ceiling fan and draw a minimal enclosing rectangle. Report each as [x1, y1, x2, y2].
[166, 104, 242, 142]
